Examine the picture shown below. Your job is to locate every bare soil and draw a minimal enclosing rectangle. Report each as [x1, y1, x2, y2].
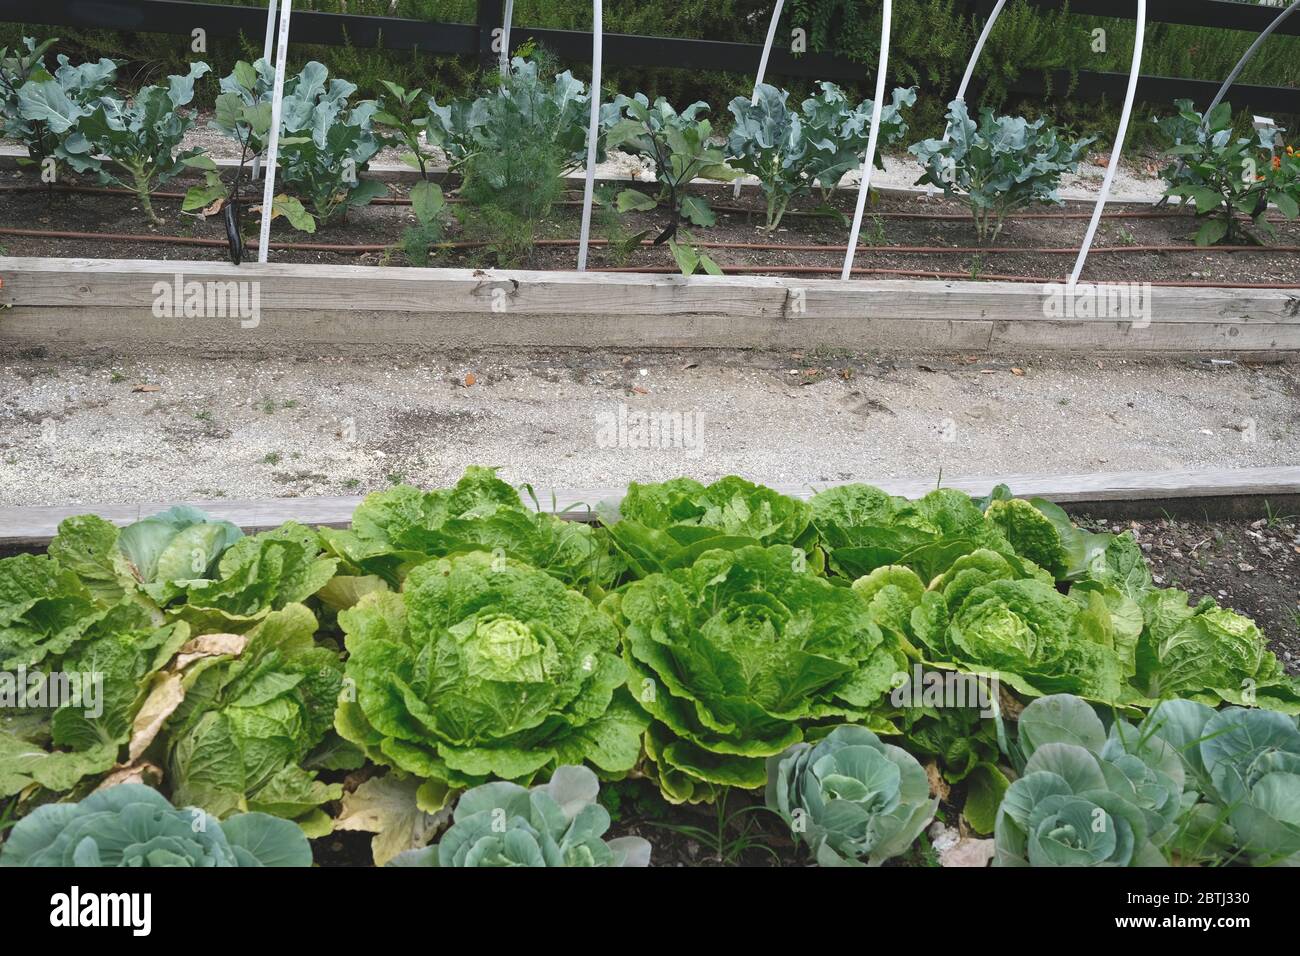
[3, 168, 1298, 284]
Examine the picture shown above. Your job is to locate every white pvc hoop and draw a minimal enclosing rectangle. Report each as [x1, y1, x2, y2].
[841, 0, 893, 280]
[257, 0, 292, 264]
[576, 0, 603, 271]
[752, 0, 786, 103]
[943, 0, 1005, 144]
[1069, 0, 1145, 286]
[499, 0, 514, 75]
[251, 0, 279, 181]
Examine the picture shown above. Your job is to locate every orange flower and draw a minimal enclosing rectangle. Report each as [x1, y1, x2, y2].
[1274, 155, 1283, 170]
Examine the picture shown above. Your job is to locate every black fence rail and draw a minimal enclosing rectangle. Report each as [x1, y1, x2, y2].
[4, 0, 1298, 113]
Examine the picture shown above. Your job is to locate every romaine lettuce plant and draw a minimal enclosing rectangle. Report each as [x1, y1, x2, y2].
[335, 550, 646, 805]
[76, 61, 210, 223]
[602, 475, 816, 579]
[0, 783, 311, 867]
[911, 100, 1094, 242]
[810, 484, 1013, 580]
[766, 724, 937, 866]
[319, 467, 619, 596]
[1158, 99, 1300, 245]
[162, 604, 344, 834]
[390, 765, 650, 867]
[604, 543, 903, 803]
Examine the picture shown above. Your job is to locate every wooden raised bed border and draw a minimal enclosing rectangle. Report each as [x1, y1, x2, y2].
[2, 257, 1299, 354]
[3, 467, 1298, 549]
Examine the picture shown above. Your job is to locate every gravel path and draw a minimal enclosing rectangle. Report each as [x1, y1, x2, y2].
[2, 349, 1296, 508]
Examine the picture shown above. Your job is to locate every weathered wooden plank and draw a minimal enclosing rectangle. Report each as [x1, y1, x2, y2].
[4, 467, 1297, 547]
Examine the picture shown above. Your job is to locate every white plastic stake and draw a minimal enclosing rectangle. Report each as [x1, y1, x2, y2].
[841, 0, 892, 281]
[500, 0, 514, 75]
[576, 0, 602, 271]
[1069, 0, 1145, 286]
[257, 0, 293, 264]
[752, 0, 785, 103]
[252, 0, 280, 181]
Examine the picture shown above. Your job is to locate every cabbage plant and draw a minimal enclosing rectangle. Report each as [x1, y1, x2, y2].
[1144, 700, 1300, 866]
[390, 765, 650, 867]
[0, 784, 311, 867]
[605, 543, 902, 803]
[766, 724, 936, 866]
[336, 551, 646, 804]
[995, 695, 1183, 866]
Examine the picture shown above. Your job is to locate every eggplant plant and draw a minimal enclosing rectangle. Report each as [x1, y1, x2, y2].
[184, 60, 314, 254]
[606, 94, 740, 275]
[373, 80, 434, 179]
[911, 100, 1093, 243]
[77, 61, 210, 224]
[1158, 100, 1300, 245]
[726, 82, 915, 232]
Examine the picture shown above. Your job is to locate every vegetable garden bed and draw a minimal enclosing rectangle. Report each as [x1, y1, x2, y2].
[1, 465, 1299, 870]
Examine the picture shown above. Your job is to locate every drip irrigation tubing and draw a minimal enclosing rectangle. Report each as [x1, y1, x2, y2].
[4, 226, 1300, 260]
[2, 183, 1291, 223]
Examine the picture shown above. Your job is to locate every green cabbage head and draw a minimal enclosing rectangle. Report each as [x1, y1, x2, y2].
[336, 551, 646, 802]
[766, 724, 937, 866]
[995, 695, 1180, 866]
[0, 784, 311, 867]
[606, 544, 902, 803]
[389, 765, 650, 867]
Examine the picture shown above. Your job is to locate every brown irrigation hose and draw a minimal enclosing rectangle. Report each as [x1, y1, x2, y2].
[5, 226, 1300, 260]
[4, 182, 1292, 223]
[2, 226, 1295, 288]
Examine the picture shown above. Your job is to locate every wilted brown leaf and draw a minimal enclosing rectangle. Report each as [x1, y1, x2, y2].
[129, 674, 185, 760]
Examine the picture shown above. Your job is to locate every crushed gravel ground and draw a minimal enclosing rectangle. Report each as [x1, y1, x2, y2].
[2, 349, 1296, 507]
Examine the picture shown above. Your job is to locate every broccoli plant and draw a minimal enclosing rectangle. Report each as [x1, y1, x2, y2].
[1158, 100, 1300, 245]
[801, 82, 916, 205]
[726, 83, 915, 232]
[77, 61, 210, 224]
[273, 62, 387, 225]
[3, 38, 116, 182]
[911, 100, 1094, 243]
[606, 95, 740, 275]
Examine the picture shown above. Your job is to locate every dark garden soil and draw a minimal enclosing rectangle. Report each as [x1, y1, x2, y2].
[3, 169, 1299, 285]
